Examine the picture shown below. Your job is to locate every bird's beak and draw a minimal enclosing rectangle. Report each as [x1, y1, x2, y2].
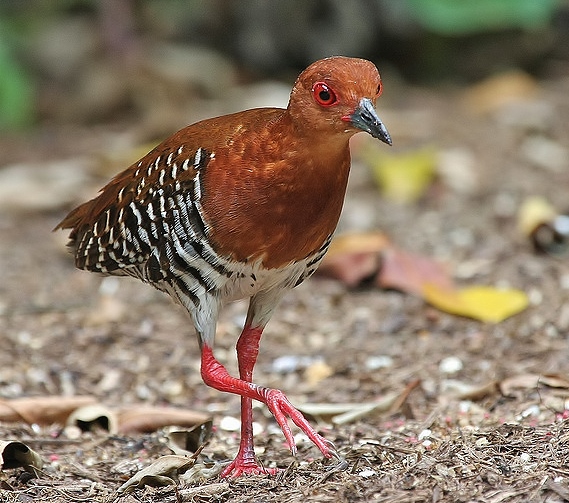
[347, 98, 392, 146]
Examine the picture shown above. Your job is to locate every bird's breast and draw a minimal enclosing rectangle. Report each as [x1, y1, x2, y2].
[200, 144, 351, 270]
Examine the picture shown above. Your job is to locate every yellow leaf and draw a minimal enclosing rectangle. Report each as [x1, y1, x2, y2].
[423, 284, 529, 323]
[367, 147, 437, 203]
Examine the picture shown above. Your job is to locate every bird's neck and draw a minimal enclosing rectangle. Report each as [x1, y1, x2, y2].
[275, 111, 351, 159]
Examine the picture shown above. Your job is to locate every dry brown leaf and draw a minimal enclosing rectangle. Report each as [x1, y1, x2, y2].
[0, 440, 44, 475]
[318, 232, 389, 287]
[456, 380, 500, 401]
[0, 396, 97, 425]
[378, 246, 454, 296]
[539, 374, 569, 389]
[166, 421, 213, 456]
[293, 393, 400, 426]
[116, 455, 196, 494]
[66, 404, 117, 434]
[318, 252, 381, 287]
[321, 233, 527, 323]
[500, 373, 569, 397]
[179, 482, 230, 498]
[117, 406, 211, 433]
[179, 463, 227, 484]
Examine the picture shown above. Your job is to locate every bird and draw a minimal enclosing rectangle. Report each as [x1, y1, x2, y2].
[55, 56, 391, 478]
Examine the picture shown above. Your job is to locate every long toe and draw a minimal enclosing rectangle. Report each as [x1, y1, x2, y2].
[261, 388, 336, 458]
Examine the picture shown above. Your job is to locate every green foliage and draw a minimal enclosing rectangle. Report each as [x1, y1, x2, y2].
[407, 0, 559, 35]
[0, 20, 35, 130]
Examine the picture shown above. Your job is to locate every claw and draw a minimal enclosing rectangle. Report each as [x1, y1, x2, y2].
[325, 453, 348, 473]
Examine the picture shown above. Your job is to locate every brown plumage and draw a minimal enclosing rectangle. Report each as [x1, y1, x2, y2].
[56, 56, 391, 477]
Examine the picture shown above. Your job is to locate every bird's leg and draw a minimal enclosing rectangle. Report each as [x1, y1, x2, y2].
[200, 292, 336, 478]
[219, 324, 278, 477]
[201, 346, 335, 464]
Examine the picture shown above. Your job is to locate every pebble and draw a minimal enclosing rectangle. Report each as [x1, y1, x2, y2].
[252, 422, 264, 436]
[271, 355, 319, 374]
[519, 452, 531, 463]
[527, 288, 543, 306]
[219, 416, 241, 432]
[293, 432, 309, 447]
[439, 356, 463, 374]
[365, 355, 394, 370]
[519, 404, 541, 419]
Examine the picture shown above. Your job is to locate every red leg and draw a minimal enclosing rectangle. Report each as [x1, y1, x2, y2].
[201, 338, 336, 478]
[221, 325, 277, 477]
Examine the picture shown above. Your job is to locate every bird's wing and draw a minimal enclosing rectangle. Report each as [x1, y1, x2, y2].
[56, 142, 214, 278]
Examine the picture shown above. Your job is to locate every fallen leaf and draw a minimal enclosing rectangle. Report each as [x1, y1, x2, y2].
[366, 146, 437, 203]
[320, 233, 528, 323]
[178, 481, 230, 498]
[500, 373, 569, 396]
[117, 406, 211, 433]
[66, 404, 117, 434]
[318, 232, 389, 287]
[116, 455, 196, 494]
[166, 421, 213, 456]
[179, 464, 227, 484]
[441, 380, 500, 401]
[539, 374, 569, 389]
[0, 440, 43, 475]
[294, 393, 399, 425]
[0, 396, 97, 425]
[378, 246, 454, 296]
[423, 284, 529, 323]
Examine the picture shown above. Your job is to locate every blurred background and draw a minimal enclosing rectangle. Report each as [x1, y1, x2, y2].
[0, 0, 567, 143]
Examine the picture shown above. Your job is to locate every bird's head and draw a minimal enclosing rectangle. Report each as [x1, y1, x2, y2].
[288, 56, 392, 146]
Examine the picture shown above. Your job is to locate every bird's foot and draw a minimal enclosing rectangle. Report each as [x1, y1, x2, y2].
[220, 456, 278, 478]
[260, 387, 338, 459]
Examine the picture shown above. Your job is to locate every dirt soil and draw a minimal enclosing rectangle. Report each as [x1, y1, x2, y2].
[1, 76, 569, 503]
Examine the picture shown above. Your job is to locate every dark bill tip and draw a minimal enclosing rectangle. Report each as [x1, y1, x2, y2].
[349, 98, 392, 146]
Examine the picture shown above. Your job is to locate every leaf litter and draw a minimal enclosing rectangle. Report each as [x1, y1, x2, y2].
[2, 73, 569, 502]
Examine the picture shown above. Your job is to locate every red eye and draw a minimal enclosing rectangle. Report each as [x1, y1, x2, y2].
[376, 82, 383, 97]
[312, 82, 338, 107]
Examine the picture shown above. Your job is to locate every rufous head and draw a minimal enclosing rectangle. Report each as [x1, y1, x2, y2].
[288, 56, 391, 145]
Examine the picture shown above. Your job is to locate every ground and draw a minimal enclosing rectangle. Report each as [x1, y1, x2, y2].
[1, 74, 569, 502]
